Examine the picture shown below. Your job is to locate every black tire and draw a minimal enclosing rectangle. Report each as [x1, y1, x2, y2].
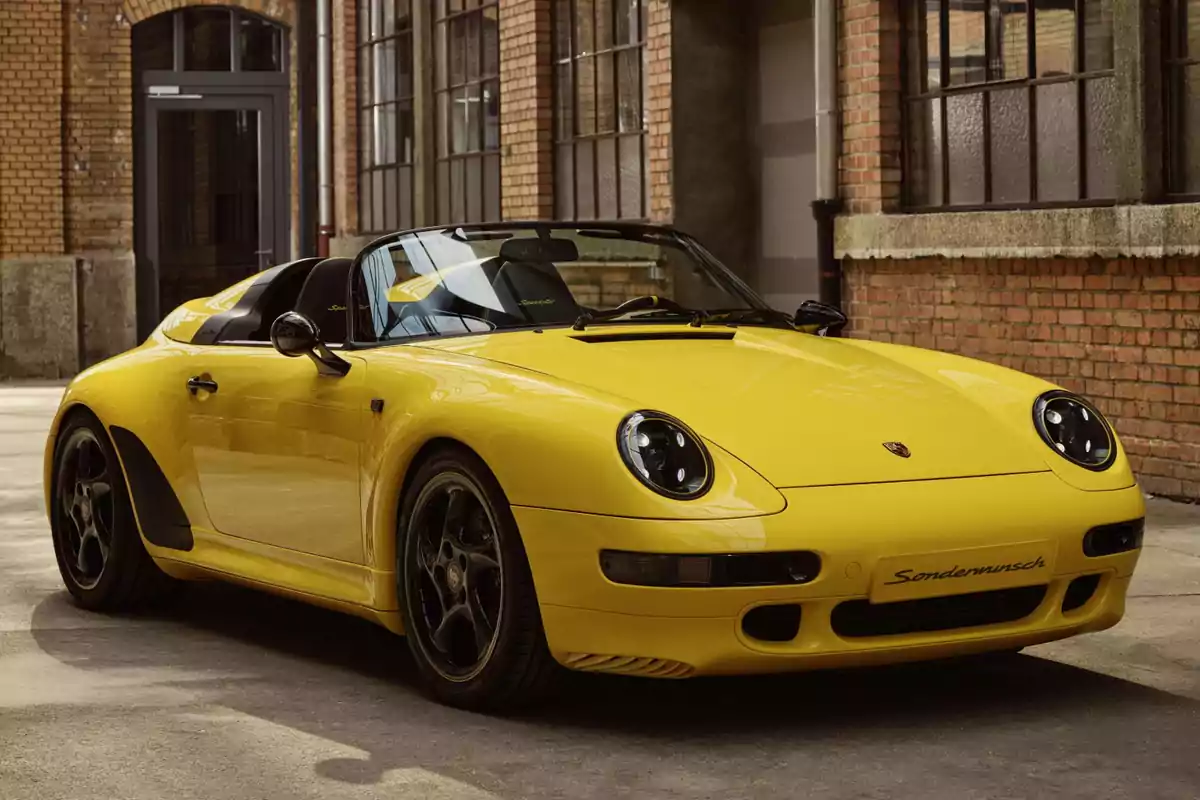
[49, 409, 176, 612]
[398, 444, 560, 712]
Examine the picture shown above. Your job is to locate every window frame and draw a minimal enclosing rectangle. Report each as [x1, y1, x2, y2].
[432, 0, 502, 225]
[357, 0, 417, 236]
[552, 0, 649, 221]
[900, 0, 1119, 213]
[1163, 0, 1200, 200]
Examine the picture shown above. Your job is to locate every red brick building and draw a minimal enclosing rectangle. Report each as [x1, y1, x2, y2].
[0, 0, 1198, 501]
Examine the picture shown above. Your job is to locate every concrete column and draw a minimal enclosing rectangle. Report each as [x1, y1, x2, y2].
[1114, 0, 1162, 202]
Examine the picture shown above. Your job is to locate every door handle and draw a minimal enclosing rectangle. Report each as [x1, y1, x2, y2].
[187, 376, 219, 395]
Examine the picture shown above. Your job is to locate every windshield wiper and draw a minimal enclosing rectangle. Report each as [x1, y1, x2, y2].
[704, 308, 796, 330]
[573, 296, 708, 330]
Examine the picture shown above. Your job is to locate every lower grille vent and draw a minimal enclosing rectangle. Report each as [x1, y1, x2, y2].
[562, 653, 695, 678]
[831, 584, 1048, 638]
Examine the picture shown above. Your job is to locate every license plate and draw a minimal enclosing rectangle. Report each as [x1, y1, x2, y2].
[869, 540, 1056, 604]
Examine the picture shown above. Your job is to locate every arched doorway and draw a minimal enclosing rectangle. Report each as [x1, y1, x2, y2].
[132, 6, 290, 338]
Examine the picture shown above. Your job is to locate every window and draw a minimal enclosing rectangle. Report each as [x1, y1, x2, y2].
[903, 0, 1117, 209]
[358, 0, 416, 234]
[131, 7, 285, 73]
[434, 0, 502, 224]
[553, 0, 648, 220]
[1165, 0, 1200, 196]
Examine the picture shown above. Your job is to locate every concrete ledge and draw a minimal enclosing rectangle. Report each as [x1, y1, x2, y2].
[835, 203, 1200, 261]
[0, 257, 79, 379]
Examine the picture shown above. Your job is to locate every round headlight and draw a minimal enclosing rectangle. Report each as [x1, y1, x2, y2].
[1033, 391, 1115, 471]
[617, 411, 713, 499]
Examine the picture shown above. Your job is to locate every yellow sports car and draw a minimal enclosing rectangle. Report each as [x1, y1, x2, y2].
[44, 222, 1145, 711]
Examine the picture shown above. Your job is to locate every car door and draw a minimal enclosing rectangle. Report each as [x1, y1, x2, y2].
[184, 345, 369, 564]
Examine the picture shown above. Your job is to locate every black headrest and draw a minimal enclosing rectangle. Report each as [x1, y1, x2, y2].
[488, 260, 579, 324]
[294, 258, 353, 343]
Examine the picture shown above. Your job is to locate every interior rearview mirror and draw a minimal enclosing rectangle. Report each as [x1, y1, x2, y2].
[793, 300, 848, 336]
[270, 311, 351, 376]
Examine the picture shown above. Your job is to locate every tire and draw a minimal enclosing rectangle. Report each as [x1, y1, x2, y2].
[397, 444, 559, 712]
[49, 409, 176, 612]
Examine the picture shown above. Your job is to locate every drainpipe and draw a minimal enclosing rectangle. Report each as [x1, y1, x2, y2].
[316, 0, 334, 258]
[811, 0, 843, 329]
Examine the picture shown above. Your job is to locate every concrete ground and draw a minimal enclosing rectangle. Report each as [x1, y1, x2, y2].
[1, 385, 1197, 800]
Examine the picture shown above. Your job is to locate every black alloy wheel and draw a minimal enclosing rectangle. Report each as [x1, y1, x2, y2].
[398, 445, 559, 711]
[50, 411, 175, 611]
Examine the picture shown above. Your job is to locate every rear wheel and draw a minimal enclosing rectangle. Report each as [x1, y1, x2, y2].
[398, 445, 559, 711]
[50, 410, 175, 611]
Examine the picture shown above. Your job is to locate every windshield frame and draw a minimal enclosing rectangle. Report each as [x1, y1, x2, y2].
[344, 220, 775, 348]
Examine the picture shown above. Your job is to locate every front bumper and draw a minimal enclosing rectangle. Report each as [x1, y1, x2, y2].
[514, 472, 1144, 678]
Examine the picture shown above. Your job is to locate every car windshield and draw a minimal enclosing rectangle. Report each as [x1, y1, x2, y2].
[349, 223, 779, 344]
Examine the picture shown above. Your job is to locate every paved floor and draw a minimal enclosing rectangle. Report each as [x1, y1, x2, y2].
[1, 385, 1198, 800]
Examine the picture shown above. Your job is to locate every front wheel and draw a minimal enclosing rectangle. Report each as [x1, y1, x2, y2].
[398, 446, 559, 711]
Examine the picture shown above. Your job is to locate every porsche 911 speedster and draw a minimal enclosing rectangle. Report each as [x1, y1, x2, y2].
[44, 222, 1145, 711]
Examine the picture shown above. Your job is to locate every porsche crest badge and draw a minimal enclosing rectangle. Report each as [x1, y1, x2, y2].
[883, 442, 911, 458]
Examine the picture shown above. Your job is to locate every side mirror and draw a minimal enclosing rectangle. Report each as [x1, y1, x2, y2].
[793, 300, 847, 336]
[269, 312, 351, 377]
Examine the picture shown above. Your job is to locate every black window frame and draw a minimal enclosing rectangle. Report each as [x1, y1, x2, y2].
[357, 0, 417, 236]
[901, 0, 1119, 212]
[433, 0, 502, 225]
[552, 0, 649, 221]
[1163, 0, 1200, 199]
[131, 5, 287, 75]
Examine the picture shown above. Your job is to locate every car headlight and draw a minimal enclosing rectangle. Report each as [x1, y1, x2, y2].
[1033, 390, 1116, 471]
[617, 411, 713, 499]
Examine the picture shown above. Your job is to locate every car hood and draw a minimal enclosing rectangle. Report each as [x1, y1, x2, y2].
[418, 326, 1051, 488]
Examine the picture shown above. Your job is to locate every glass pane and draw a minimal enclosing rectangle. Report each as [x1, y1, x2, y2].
[485, 153, 501, 221]
[435, 20, 448, 89]
[615, 0, 637, 45]
[989, 87, 1031, 203]
[384, 168, 398, 230]
[991, 0, 1028, 80]
[451, 158, 466, 222]
[449, 0, 464, 14]
[183, 7, 232, 71]
[619, 134, 643, 218]
[556, 64, 574, 140]
[399, 166, 413, 228]
[359, 175, 371, 234]
[484, 79, 500, 150]
[617, 48, 641, 132]
[467, 156, 483, 222]
[360, 0, 371, 42]
[556, 143, 575, 218]
[466, 83, 482, 152]
[399, 101, 415, 164]
[373, 170, 386, 235]
[382, 0, 396, 36]
[597, 137, 618, 218]
[554, 0, 572, 58]
[1085, 77, 1117, 198]
[907, 99, 943, 206]
[437, 91, 450, 157]
[450, 16, 467, 86]
[375, 40, 396, 102]
[1180, 66, 1200, 192]
[369, 0, 383, 37]
[576, 140, 596, 219]
[948, 0, 985, 85]
[452, 87, 469, 154]
[398, 0, 413, 28]
[483, 6, 499, 76]
[905, 0, 939, 93]
[1035, 0, 1076, 77]
[946, 93, 984, 205]
[132, 12, 174, 72]
[597, 52, 616, 133]
[576, 0, 596, 55]
[359, 45, 373, 104]
[597, 0, 614, 50]
[398, 33, 414, 99]
[437, 161, 451, 222]
[1188, 0, 1200, 60]
[375, 103, 396, 165]
[1036, 81, 1079, 201]
[577, 57, 596, 135]
[361, 109, 374, 168]
[1083, 0, 1113, 71]
[466, 11, 481, 81]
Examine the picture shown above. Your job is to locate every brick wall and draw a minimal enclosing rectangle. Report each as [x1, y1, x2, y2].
[499, 0, 553, 219]
[560, 262, 673, 308]
[646, 0, 672, 222]
[0, 1, 65, 257]
[844, 257, 1200, 500]
[838, 0, 901, 213]
[333, 0, 359, 236]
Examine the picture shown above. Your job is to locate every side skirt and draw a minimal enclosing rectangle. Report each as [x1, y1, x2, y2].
[109, 426, 194, 551]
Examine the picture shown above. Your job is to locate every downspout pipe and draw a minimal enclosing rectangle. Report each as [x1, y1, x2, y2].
[316, 0, 334, 258]
[811, 0, 843, 329]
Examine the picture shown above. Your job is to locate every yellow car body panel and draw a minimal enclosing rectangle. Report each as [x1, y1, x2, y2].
[44, 292, 1145, 675]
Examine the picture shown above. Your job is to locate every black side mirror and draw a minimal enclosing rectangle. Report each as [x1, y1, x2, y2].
[270, 311, 351, 377]
[793, 300, 847, 336]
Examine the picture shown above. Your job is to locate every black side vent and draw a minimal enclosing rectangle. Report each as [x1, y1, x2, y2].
[571, 331, 736, 344]
[109, 427, 194, 551]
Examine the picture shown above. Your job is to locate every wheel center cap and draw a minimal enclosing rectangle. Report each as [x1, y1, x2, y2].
[446, 563, 464, 593]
